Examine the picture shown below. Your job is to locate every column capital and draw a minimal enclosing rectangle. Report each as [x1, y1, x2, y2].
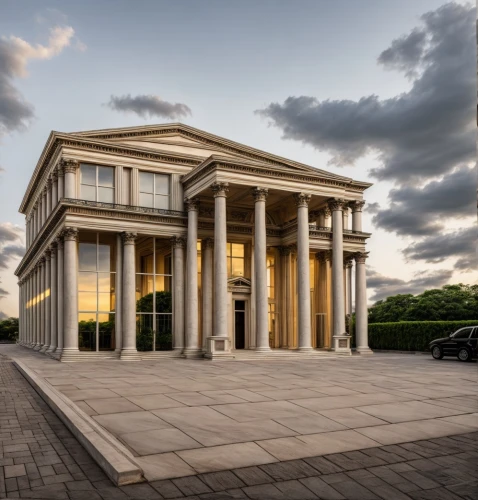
[55, 233, 64, 248]
[293, 192, 312, 208]
[62, 227, 79, 242]
[46, 177, 52, 188]
[51, 170, 58, 182]
[354, 251, 369, 264]
[327, 198, 347, 212]
[318, 207, 332, 218]
[211, 182, 229, 198]
[56, 164, 65, 177]
[49, 242, 57, 256]
[171, 236, 186, 248]
[349, 200, 365, 213]
[121, 232, 137, 245]
[42, 186, 48, 196]
[344, 256, 354, 268]
[38, 256, 45, 266]
[252, 187, 269, 202]
[202, 237, 214, 249]
[44, 250, 51, 261]
[184, 198, 200, 211]
[61, 159, 80, 173]
[315, 250, 332, 263]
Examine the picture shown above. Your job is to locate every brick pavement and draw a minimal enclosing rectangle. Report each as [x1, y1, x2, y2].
[0, 353, 477, 499]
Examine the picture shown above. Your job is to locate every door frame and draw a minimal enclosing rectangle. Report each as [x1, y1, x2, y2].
[232, 295, 249, 350]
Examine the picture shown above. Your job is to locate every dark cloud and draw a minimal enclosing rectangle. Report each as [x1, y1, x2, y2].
[0, 287, 8, 298]
[256, 3, 475, 183]
[0, 244, 25, 269]
[402, 226, 476, 270]
[0, 311, 7, 320]
[0, 26, 75, 136]
[372, 165, 475, 235]
[367, 268, 453, 302]
[106, 94, 192, 120]
[0, 222, 23, 243]
[0, 223, 25, 270]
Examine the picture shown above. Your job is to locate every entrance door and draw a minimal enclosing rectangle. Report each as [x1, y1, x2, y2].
[234, 300, 246, 349]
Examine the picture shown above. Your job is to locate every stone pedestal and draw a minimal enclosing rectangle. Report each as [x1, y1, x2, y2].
[204, 336, 234, 359]
[332, 335, 352, 355]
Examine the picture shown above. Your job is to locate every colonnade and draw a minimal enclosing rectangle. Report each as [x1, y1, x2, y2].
[17, 193, 371, 359]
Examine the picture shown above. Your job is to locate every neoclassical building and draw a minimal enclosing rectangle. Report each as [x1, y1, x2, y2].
[15, 124, 372, 361]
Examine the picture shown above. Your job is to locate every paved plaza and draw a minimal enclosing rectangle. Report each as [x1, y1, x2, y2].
[0, 346, 477, 499]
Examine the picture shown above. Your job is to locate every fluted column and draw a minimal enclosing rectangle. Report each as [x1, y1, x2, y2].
[57, 166, 65, 200]
[47, 244, 57, 354]
[42, 251, 51, 352]
[253, 188, 270, 352]
[172, 237, 186, 353]
[26, 275, 31, 346]
[115, 234, 123, 353]
[32, 204, 38, 239]
[207, 182, 232, 358]
[201, 238, 214, 351]
[46, 180, 52, 217]
[42, 189, 47, 226]
[294, 193, 313, 351]
[63, 159, 78, 199]
[33, 265, 41, 349]
[56, 237, 64, 356]
[62, 228, 79, 360]
[184, 199, 201, 358]
[52, 171, 58, 208]
[355, 252, 372, 354]
[350, 201, 365, 232]
[345, 257, 353, 317]
[121, 232, 140, 360]
[328, 198, 349, 352]
[39, 258, 46, 350]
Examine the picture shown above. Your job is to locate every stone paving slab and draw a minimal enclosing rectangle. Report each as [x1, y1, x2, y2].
[1, 345, 477, 499]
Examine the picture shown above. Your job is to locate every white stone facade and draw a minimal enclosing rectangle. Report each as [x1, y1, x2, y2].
[15, 124, 372, 361]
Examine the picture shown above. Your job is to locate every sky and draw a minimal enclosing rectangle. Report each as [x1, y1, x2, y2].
[0, 0, 476, 318]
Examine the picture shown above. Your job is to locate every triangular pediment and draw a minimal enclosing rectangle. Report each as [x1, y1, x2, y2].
[227, 276, 251, 288]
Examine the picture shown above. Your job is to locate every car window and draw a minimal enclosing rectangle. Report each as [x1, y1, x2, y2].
[452, 328, 473, 339]
[471, 328, 478, 339]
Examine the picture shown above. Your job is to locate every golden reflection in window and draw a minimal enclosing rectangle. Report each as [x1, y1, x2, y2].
[267, 253, 275, 300]
[226, 243, 244, 277]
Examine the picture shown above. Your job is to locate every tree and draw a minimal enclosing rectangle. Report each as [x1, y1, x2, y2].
[0, 317, 19, 342]
[368, 284, 478, 323]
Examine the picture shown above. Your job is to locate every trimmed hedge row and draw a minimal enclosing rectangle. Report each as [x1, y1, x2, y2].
[368, 320, 478, 352]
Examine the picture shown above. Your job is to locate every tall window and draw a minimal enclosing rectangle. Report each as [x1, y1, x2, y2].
[78, 232, 116, 351]
[226, 243, 244, 277]
[136, 237, 173, 351]
[80, 164, 115, 203]
[139, 172, 170, 209]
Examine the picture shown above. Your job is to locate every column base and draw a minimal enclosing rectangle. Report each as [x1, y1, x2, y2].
[46, 346, 56, 354]
[332, 335, 352, 355]
[356, 346, 374, 355]
[297, 346, 314, 352]
[183, 348, 204, 359]
[33, 344, 42, 351]
[39, 345, 49, 353]
[120, 349, 141, 361]
[205, 336, 233, 359]
[255, 346, 271, 353]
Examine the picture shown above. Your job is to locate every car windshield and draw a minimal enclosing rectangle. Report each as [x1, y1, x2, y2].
[451, 328, 473, 339]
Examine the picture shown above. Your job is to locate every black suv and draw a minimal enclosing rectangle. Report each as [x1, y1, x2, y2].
[429, 326, 478, 362]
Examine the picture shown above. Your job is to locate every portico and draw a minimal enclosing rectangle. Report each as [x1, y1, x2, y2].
[15, 123, 373, 361]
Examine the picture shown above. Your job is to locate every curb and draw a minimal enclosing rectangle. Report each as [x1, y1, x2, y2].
[13, 359, 144, 486]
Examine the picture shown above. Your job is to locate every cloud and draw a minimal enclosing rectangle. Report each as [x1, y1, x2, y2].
[367, 268, 453, 302]
[372, 165, 476, 235]
[0, 222, 25, 270]
[0, 25, 76, 136]
[0, 311, 7, 320]
[106, 94, 192, 120]
[402, 226, 476, 270]
[256, 3, 475, 183]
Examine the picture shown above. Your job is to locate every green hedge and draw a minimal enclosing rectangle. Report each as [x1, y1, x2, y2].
[369, 320, 478, 352]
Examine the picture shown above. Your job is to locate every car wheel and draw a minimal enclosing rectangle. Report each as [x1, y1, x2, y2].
[431, 345, 443, 360]
[457, 348, 471, 362]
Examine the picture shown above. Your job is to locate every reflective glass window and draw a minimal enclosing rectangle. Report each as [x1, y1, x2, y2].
[80, 164, 115, 203]
[139, 172, 170, 209]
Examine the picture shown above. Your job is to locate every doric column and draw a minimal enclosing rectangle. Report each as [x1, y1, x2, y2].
[57, 166, 65, 200]
[354, 252, 372, 354]
[56, 236, 64, 356]
[345, 256, 353, 317]
[207, 182, 232, 358]
[350, 201, 365, 232]
[328, 198, 350, 353]
[62, 159, 78, 199]
[172, 236, 186, 353]
[47, 244, 57, 354]
[51, 171, 58, 208]
[115, 234, 123, 353]
[62, 227, 79, 360]
[201, 238, 214, 351]
[121, 232, 140, 360]
[253, 187, 270, 352]
[294, 193, 313, 351]
[184, 199, 202, 358]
